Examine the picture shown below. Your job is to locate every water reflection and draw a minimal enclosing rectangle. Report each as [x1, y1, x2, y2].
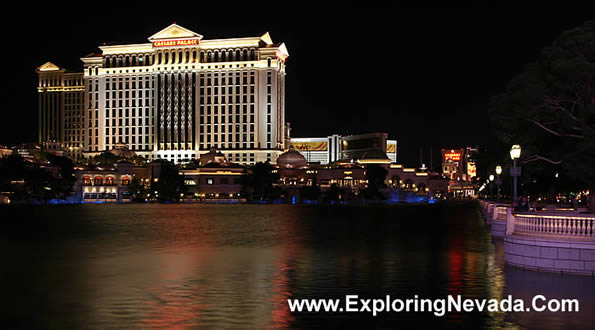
[0, 203, 593, 328]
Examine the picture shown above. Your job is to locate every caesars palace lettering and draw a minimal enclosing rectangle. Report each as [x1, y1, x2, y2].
[153, 39, 199, 47]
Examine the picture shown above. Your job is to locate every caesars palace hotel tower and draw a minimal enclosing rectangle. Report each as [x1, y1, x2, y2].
[37, 24, 290, 164]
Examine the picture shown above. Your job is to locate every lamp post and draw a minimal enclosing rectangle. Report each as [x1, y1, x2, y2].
[510, 145, 522, 205]
[489, 174, 495, 201]
[495, 165, 502, 203]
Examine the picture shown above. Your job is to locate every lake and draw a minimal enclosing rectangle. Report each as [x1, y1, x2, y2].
[0, 203, 593, 328]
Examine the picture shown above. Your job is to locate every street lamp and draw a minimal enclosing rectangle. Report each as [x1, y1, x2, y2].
[510, 145, 522, 205]
[489, 174, 495, 200]
[495, 165, 502, 202]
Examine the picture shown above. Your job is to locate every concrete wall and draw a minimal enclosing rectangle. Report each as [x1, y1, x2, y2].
[504, 234, 595, 276]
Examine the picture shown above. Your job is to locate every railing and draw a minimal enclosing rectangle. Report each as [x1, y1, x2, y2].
[513, 213, 595, 240]
[495, 206, 508, 221]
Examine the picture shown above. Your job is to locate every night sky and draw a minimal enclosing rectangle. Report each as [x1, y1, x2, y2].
[2, 6, 592, 167]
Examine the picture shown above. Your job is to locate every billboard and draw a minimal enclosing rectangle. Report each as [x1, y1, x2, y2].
[467, 162, 477, 179]
[291, 141, 328, 151]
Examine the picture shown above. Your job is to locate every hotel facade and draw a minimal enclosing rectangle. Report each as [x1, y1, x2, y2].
[290, 133, 397, 165]
[37, 24, 289, 164]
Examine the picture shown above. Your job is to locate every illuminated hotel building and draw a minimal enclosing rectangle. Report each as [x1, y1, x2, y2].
[290, 133, 397, 164]
[441, 147, 478, 181]
[36, 62, 85, 159]
[441, 147, 479, 198]
[38, 24, 289, 164]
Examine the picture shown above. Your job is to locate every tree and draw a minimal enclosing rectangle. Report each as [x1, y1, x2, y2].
[92, 152, 121, 166]
[128, 176, 148, 202]
[46, 154, 75, 198]
[150, 160, 185, 201]
[363, 164, 388, 200]
[489, 21, 595, 209]
[242, 162, 279, 201]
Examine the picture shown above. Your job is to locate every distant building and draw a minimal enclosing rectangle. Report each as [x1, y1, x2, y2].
[441, 147, 479, 198]
[290, 133, 397, 165]
[273, 147, 447, 202]
[36, 62, 85, 159]
[179, 149, 245, 201]
[74, 161, 134, 203]
[0, 145, 12, 158]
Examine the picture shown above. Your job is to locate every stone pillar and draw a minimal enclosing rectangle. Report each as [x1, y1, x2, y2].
[505, 208, 515, 236]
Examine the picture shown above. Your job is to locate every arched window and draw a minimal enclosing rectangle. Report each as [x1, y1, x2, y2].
[94, 176, 103, 185]
[125, 56, 130, 67]
[165, 52, 169, 64]
[200, 51, 205, 62]
[207, 52, 212, 63]
[105, 176, 114, 185]
[192, 51, 197, 62]
[229, 50, 234, 61]
[221, 51, 226, 62]
[236, 50, 241, 61]
[95, 67, 98, 75]
[121, 177, 131, 185]
[178, 51, 183, 63]
[267, 57, 272, 67]
[88, 67, 92, 76]
[105, 57, 110, 68]
[83, 176, 91, 185]
[157, 53, 162, 65]
[214, 51, 219, 62]
[243, 49, 248, 61]
[250, 49, 255, 60]
[185, 51, 190, 63]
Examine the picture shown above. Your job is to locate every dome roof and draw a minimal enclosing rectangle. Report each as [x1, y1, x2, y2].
[200, 148, 227, 165]
[110, 143, 136, 158]
[277, 146, 308, 168]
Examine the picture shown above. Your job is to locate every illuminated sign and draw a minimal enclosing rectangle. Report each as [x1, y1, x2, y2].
[467, 162, 477, 179]
[152, 39, 199, 47]
[292, 141, 328, 151]
[443, 152, 462, 161]
[387, 143, 396, 153]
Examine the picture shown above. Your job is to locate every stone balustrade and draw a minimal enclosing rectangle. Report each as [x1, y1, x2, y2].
[511, 213, 595, 240]
[479, 200, 595, 275]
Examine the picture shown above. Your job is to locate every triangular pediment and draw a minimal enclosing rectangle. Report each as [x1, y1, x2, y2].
[260, 32, 273, 45]
[276, 43, 289, 60]
[37, 62, 62, 72]
[148, 23, 203, 41]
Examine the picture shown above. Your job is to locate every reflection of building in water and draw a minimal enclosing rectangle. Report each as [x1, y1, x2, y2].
[441, 147, 479, 198]
[290, 133, 397, 165]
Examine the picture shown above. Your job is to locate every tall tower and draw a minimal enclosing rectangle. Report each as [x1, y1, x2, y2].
[78, 23, 289, 165]
[36, 62, 85, 159]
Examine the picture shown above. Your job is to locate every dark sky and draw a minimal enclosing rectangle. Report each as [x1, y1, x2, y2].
[1, 5, 592, 167]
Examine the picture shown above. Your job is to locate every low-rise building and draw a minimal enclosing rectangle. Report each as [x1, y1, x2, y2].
[74, 161, 134, 203]
[179, 149, 245, 202]
[273, 146, 448, 202]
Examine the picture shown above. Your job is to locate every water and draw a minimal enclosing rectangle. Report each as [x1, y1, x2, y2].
[0, 203, 593, 328]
